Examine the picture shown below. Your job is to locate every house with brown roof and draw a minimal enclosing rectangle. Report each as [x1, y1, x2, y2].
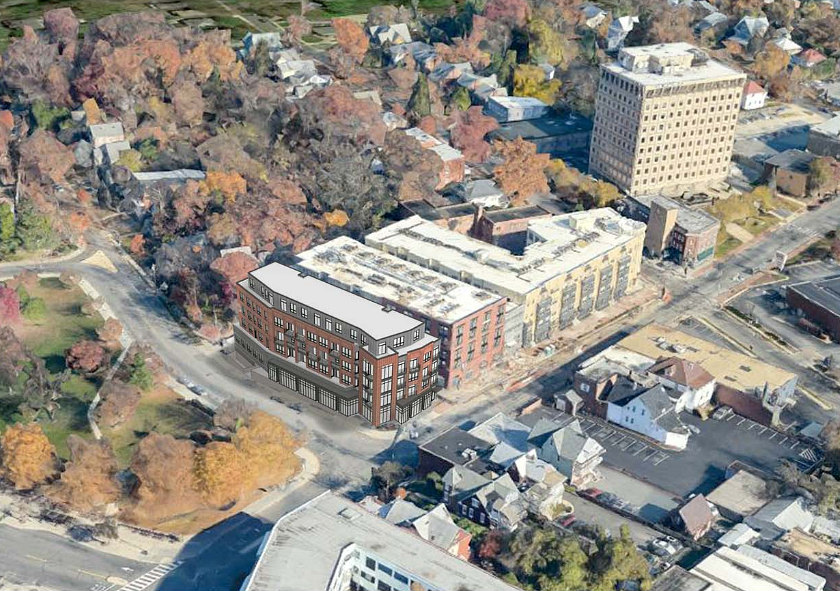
[741, 80, 767, 111]
[792, 48, 827, 69]
[648, 357, 716, 413]
[673, 494, 716, 540]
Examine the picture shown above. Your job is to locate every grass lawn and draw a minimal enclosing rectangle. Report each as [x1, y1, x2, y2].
[715, 228, 743, 258]
[741, 214, 779, 236]
[102, 385, 213, 467]
[0, 276, 106, 455]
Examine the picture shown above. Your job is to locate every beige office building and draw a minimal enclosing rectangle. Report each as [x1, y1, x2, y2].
[365, 209, 645, 347]
[589, 43, 745, 197]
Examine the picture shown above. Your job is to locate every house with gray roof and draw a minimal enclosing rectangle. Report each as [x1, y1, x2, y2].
[728, 16, 769, 47]
[442, 465, 526, 530]
[537, 419, 605, 487]
[605, 382, 691, 450]
[745, 497, 815, 541]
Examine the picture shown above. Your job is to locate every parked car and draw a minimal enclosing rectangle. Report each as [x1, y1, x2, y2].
[559, 514, 576, 528]
[650, 537, 681, 557]
[580, 488, 604, 500]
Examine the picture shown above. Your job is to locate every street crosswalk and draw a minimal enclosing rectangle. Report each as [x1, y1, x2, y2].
[114, 562, 181, 591]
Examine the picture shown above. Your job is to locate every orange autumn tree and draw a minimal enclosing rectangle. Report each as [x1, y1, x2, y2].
[0, 422, 57, 489]
[201, 170, 247, 204]
[193, 441, 253, 507]
[233, 411, 300, 487]
[493, 138, 550, 204]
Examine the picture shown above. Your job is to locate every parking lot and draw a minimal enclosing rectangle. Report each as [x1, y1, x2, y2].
[554, 409, 821, 499]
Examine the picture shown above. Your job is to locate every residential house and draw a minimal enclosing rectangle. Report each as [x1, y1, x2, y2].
[580, 4, 607, 28]
[764, 149, 818, 198]
[442, 465, 527, 530]
[485, 95, 550, 123]
[606, 16, 639, 52]
[510, 453, 567, 519]
[429, 61, 473, 84]
[417, 426, 494, 477]
[741, 80, 768, 110]
[793, 48, 827, 69]
[647, 357, 716, 412]
[773, 35, 803, 55]
[241, 32, 283, 58]
[469, 412, 531, 450]
[533, 419, 605, 488]
[387, 41, 439, 70]
[673, 494, 716, 540]
[605, 382, 691, 450]
[728, 16, 769, 48]
[746, 497, 815, 541]
[368, 23, 412, 45]
[404, 127, 465, 189]
[695, 12, 729, 35]
[823, 82, 840, 107]
[376, 499, 472, 560]
[89, 122, 125, 149]
[455, 179, 508, 209]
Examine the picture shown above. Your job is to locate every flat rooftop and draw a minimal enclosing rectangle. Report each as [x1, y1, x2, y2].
[245, 263, 422, 340]
[244, 491, 519, 591]
[810, 114, 840, 138]
[491, 114, 593, 142]
[365, 210, 645, 302]
[706, 469, 769, 518]
[616, 323, 796, 392]
[294, 236, 504, 324]
[633, 195, 720, 234]
[489, 95, 548, 109]
[420, 426, 493, 467]
[606, 42, 745, 88]
[788, 275, 840, 316]
[691, 546, 824, 591]
[765, 149, 817, 174]
[651, 566, 712, 591]
[482, 204, 551, 223]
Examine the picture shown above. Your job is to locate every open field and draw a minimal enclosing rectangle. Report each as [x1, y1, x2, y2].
[103, 384, 213, 467]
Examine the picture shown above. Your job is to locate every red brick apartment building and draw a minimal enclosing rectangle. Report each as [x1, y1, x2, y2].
[295, 237, 506, 389]
[234, 263, 440, 426]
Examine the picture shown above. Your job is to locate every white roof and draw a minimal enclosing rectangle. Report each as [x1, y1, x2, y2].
[606, 42, 745, 88]
[488, 95, 548, 110]
[132, 169, 206, 184]
[243, 491, 520, 591]
[811, 114, 840, 138]
[88, 122, 124, 139]
[294, 236, 504, 325]
[692, 546, 826, 591]
[246, 263, 423, 340]
[774, 37, 803, 53]
[365, 209, 645, 302]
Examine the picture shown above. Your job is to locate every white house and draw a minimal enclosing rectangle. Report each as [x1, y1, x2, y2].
[580, 4, 607, 28]
[740, 81, 768, 111]
[647, 357, 716, 412]
[605, 383, 690, 450]
[485, 95, 549, 123]
[88, 122, 125, 149]
[606, 16, 639, 52]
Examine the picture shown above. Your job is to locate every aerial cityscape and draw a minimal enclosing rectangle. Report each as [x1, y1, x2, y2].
[2, 0, 840, 590]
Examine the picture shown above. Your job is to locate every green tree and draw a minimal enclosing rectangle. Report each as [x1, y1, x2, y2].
[15, 199, 56, 253]
[0, 202, 16, 256]
[22, 297, 46, 321]
[513, 64, 563, 105]
[528, 19, 565, 66]
[407, 73, 431, 121]
[127, 354, 153, 392]
[31, 101, 70, 131]
[495, 49, 518, 88]
[450, 86, 472, 111]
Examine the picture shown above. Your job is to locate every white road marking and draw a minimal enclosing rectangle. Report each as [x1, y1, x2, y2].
[115, 563, 181, 591]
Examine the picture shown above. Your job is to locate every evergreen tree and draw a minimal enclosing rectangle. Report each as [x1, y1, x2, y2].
[407, 73, 431, 122]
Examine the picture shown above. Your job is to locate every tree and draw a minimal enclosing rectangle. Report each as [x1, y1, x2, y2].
[232, 411, 300, 487]
[371, 461, 412, 501]
[127, 353, 154, 391]
[451, 106, 499, 163]
[213, 399, 256, 432]
[0, 202, 17, 256]
[15, 198, 57, 252]
[19, 130, 74, 185]
[96, 380, 142, 428]
[127, 433, 202, 522]
[513, 64, 563, 105]
[210, 251, 259, 288]
[407, 73, 432, 122]
[0, 422, 57, 490]
[753, 45, 790, 81]
[193, 441, 252, 507]
[484, 0, 530, 28]
[66, 340, 108, 375]
[493, 138, 550, 203]
[450, 86, 472, 112]
[0, 326, 31, 387]
[810, 157, 840, 197]
[49, 436, 120, 512]
[527, 19, 566, 66]
[0, 286, 21, 326]
[22, 296, 47, 321]
[202, 170, 247, 204]
[332, 18, 369, 63]
[96, 318, 124, 345]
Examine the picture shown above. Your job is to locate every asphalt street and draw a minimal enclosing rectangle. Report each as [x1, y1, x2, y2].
[0, 523, 155, 591]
